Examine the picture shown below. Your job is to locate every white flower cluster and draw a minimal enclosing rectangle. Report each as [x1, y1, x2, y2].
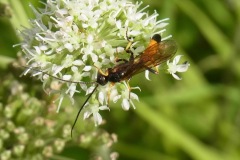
[167, 55, 190, 80]
[19, 0, 189, 126]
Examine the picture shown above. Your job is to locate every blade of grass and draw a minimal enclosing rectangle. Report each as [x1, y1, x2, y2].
[201, 1, 234, 29]
[0, 55, 14, 69]
[115, 142, 178, 160]
[135, 101, 226, 160]
[174, 0, 233, 64]
[2, 0, 30, 30]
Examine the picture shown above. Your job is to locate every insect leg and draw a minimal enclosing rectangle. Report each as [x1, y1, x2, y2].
[114, 47, 128, 63]
[114, 28, 133, 58]
[126, 49, 134, 63]
[94, 65, 108, 76]
[145, 66, 159, 74]
[116, 59, 128, 63]
[125, 28, 133, 52]
[125, 28, 135, 59]
[114, 28, 134, 64]
[124, 29, 137, 63]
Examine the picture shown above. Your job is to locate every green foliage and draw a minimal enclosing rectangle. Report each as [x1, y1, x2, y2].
[0, 0, 239, 159]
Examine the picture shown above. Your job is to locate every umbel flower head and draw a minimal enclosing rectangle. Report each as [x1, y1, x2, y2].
[0, 70, 117, 159]
[19, 0, 189, 126]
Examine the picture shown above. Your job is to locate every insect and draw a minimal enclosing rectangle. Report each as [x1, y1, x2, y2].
[23, 34, 177, 137]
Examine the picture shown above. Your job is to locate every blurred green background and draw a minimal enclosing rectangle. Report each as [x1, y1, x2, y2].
[0, 0, 240, 160]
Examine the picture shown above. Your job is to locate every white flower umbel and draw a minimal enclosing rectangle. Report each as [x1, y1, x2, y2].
[167, 55, 190, 80]
[112, 82, 139, 111]
[83, 103, 109, 126]
[19, 0, 181, 125]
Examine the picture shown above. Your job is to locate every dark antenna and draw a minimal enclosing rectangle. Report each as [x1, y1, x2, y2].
[71, 84, 99, 138]
[20, 65, 100, 137]
[21, 65, 95, 84]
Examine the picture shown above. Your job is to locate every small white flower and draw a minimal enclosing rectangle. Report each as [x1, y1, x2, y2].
[167, 55, 190, 80]
[83, 104, 109, 126]
[112, 82, 139, 110]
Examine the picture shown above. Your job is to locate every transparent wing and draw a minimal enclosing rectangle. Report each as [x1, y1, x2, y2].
[121, 39, 177, 80]
[140, 39, 178, 68]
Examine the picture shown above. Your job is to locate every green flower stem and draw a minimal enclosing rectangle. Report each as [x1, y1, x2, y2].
[135, 101, 225, 160]
[0, 55, 14, 69]
[50, 155, 75, 160]
[2, 0, 30, 30]
[174, 0, 233, 64]
[115, 142, 177, 160]
[234, 0, 240, 20]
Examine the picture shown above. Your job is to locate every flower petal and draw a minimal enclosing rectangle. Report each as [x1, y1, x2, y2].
[86, 86, 95, 95]
[121, 98, 130, 111]
[173, 55, 182, 65]
[93, 113, 102, 126]
[62, 75, 72, 80]
[99, 105, 109, 111]
[83, 66, 92, 71]
[73, 60, 84, 66]
[176, 62, 190, 72]
[172, 73, 181, 80]
[130, 93, 139, 101]
[145, 70, 151, 81]
[113, 95, 121, 103]
[98, 91, 105, 105]
[83, 111, 91, 119]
